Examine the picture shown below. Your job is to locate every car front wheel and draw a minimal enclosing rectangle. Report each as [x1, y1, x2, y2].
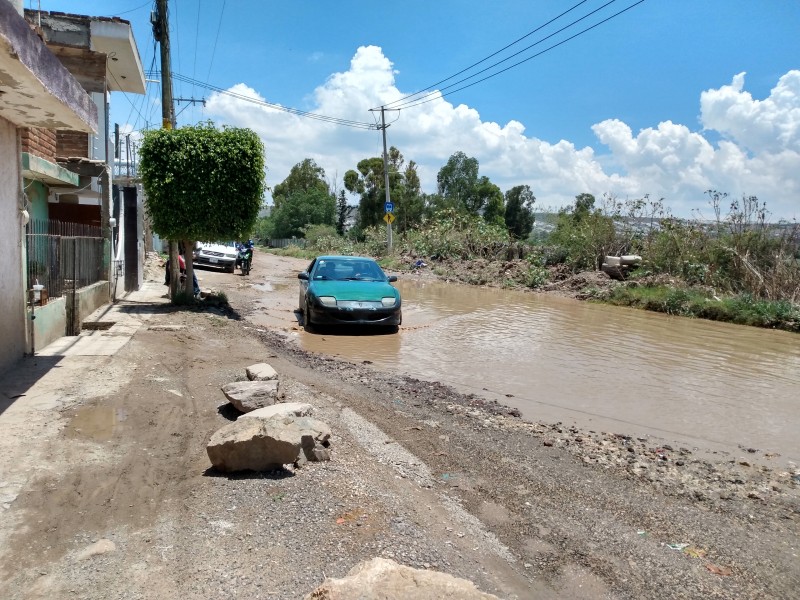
[303, 299, 314, 331]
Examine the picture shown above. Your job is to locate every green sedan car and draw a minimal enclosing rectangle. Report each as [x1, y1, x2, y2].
[298, 255, 402, 330]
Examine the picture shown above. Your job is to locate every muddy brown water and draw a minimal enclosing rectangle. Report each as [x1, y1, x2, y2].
[299, 279, 800, 460]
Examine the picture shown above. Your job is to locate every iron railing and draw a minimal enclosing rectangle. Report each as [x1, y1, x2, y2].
[25, 219, 106, 302]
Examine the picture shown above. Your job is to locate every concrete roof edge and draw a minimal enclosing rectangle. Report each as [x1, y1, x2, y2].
[1, 2, 97, 131]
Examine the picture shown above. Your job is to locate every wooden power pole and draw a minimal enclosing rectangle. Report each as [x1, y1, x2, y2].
[153, 0, 179, 296]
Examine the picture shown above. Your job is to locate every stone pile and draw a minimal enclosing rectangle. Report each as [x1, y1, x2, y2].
[207, 363, 332, 472]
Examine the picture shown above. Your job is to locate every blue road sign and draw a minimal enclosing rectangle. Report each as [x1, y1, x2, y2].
[384, 202, 394, 213]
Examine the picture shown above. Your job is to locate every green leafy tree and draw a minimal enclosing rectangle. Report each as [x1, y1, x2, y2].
[272, 158, 328, 209]
[549, 193, 616, 271]
[476, 176, 504, 226]
[436, 152, 501, 222]
[504, 185, 536, 239]
[336, 190, 348, 235]
[437, 151, 479, 212]
[573, 193, 596, 220]
[140, 122, 265, 298]
[394, 159, 426, 232]
[344, 157, 384, 230]
[269, 188, 335, 238]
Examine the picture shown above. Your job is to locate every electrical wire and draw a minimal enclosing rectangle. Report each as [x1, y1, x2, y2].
[153, 71, 377, 130]
[172, 0, 181, 103]
[191, 0, 201, 114]
[109, 68, 150, 127]
[395, 0, 645, 111]
[206, 0, 226, 84]
[380, 0, 594, 110]
[115, 0, 153, 16]
[386, 0, 620, 110]
[124, 39, 158, 132]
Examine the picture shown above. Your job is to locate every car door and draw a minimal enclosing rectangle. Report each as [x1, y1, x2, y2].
[299, 258, 316, 309]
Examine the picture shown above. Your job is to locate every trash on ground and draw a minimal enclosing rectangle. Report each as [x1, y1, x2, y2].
[683, 546, 707, 558]
[666, 543, 690, 551]
[705, 564, 733, 576]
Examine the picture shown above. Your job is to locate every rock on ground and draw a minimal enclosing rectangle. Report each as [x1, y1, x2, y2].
[207, 415, 332, 472]
[221, 379, 279, 412]
[246, 362, 278, 381]
[304, 557, 501, 600]
[240, 402, 313, 421]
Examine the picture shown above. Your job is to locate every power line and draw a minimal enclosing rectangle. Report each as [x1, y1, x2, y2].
[115, 0, 153, 16]
[380, 0, 594, 110]
[206, 0, 226, 83]
[109, 68, 150, 128]
[191, 0, 200, 111]
[394, 0, 645, 111]
[124, 37, 156, 130]
[386, 0, 621, 111]
[149, 71, 377, 130]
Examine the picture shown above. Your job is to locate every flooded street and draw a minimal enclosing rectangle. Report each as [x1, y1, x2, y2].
[298, 278, 800, 460]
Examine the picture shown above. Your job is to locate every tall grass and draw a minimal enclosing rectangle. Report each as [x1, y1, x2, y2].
[600, 285, 800, 332]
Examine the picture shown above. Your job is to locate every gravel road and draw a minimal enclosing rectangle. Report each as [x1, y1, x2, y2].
[0, 249, 796, 599]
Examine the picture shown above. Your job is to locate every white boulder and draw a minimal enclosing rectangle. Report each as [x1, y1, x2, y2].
[240, 402, 313, 421]
[221, 380, 279, 413]
[246, 363, 278, 381]
[207, 415, 332, 472]
[304, 557, 501, 599]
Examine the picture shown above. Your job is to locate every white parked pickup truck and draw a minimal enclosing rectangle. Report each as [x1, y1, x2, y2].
[193, 242, 238, 273]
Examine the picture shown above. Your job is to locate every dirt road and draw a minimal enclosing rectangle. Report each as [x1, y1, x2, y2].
[0, 249, 797, 599]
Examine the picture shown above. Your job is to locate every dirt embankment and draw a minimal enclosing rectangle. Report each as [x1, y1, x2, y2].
[0, 250, 796, 600]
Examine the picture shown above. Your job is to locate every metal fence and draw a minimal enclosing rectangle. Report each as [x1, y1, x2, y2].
[266, 238, 307, 249]
[25, 219, 106, 302]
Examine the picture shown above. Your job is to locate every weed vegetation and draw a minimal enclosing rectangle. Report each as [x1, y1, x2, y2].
[262, 193, 799, 333]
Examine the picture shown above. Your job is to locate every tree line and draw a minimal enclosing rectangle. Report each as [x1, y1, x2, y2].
[257, 149, 535, 241]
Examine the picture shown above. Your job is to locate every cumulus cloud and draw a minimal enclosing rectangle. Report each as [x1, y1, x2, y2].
[205, 46, 799, 219]
[701, 71, 800, 154]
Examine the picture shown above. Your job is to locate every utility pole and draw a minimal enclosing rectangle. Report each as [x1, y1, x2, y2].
[370, 106, 400, 253]
[175, 97, 206, 107]
[154, 0, 175, 130]
[153, 0, 179, 297]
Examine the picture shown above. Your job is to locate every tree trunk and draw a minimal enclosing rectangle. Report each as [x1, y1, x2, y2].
[168, 241, 179, 299]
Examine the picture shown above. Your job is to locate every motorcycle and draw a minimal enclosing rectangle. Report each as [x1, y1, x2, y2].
[237, 245, 253, 276]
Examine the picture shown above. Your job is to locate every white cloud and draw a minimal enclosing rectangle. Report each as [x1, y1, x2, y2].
[205, 47, 799, 220]
[700, 71, 800, 154]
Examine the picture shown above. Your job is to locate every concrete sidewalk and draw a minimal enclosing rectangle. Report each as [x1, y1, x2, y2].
[35, 281, 169, 357]
[0, 282, 170, 541]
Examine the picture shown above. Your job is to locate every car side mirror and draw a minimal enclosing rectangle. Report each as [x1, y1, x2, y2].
[388, 275, 397, 282]
[298, 272, 309, 280]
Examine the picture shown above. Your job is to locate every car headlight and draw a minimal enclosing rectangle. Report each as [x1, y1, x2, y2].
[318, 296, 337, 307]
[381, 297, 397, 307]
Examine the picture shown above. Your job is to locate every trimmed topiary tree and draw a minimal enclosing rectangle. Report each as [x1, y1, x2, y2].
[139, 122, 265, 299]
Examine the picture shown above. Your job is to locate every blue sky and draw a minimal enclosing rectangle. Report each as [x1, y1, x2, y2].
[37, 0, 800, 219]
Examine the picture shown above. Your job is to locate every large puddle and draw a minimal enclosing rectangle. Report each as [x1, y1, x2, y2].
[65, 405, 127, 441]
[299, 279, 800, 459]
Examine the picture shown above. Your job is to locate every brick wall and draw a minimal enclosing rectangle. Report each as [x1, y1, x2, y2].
[20, 127, 57, 162]
[56, 130, 89, 159]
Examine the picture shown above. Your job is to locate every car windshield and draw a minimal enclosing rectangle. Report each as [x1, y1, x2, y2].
[313, 259, 385, 281]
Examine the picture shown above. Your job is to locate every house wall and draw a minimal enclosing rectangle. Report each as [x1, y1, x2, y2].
[28, 281, 110, 351]
[90, 91, 106, 162]
[0, 116, 27, 373]
[29, 296, 66, 351]
[20, 127, 57, 162]
[57, 130, 88, 158]
[26, 180, 49, 222]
